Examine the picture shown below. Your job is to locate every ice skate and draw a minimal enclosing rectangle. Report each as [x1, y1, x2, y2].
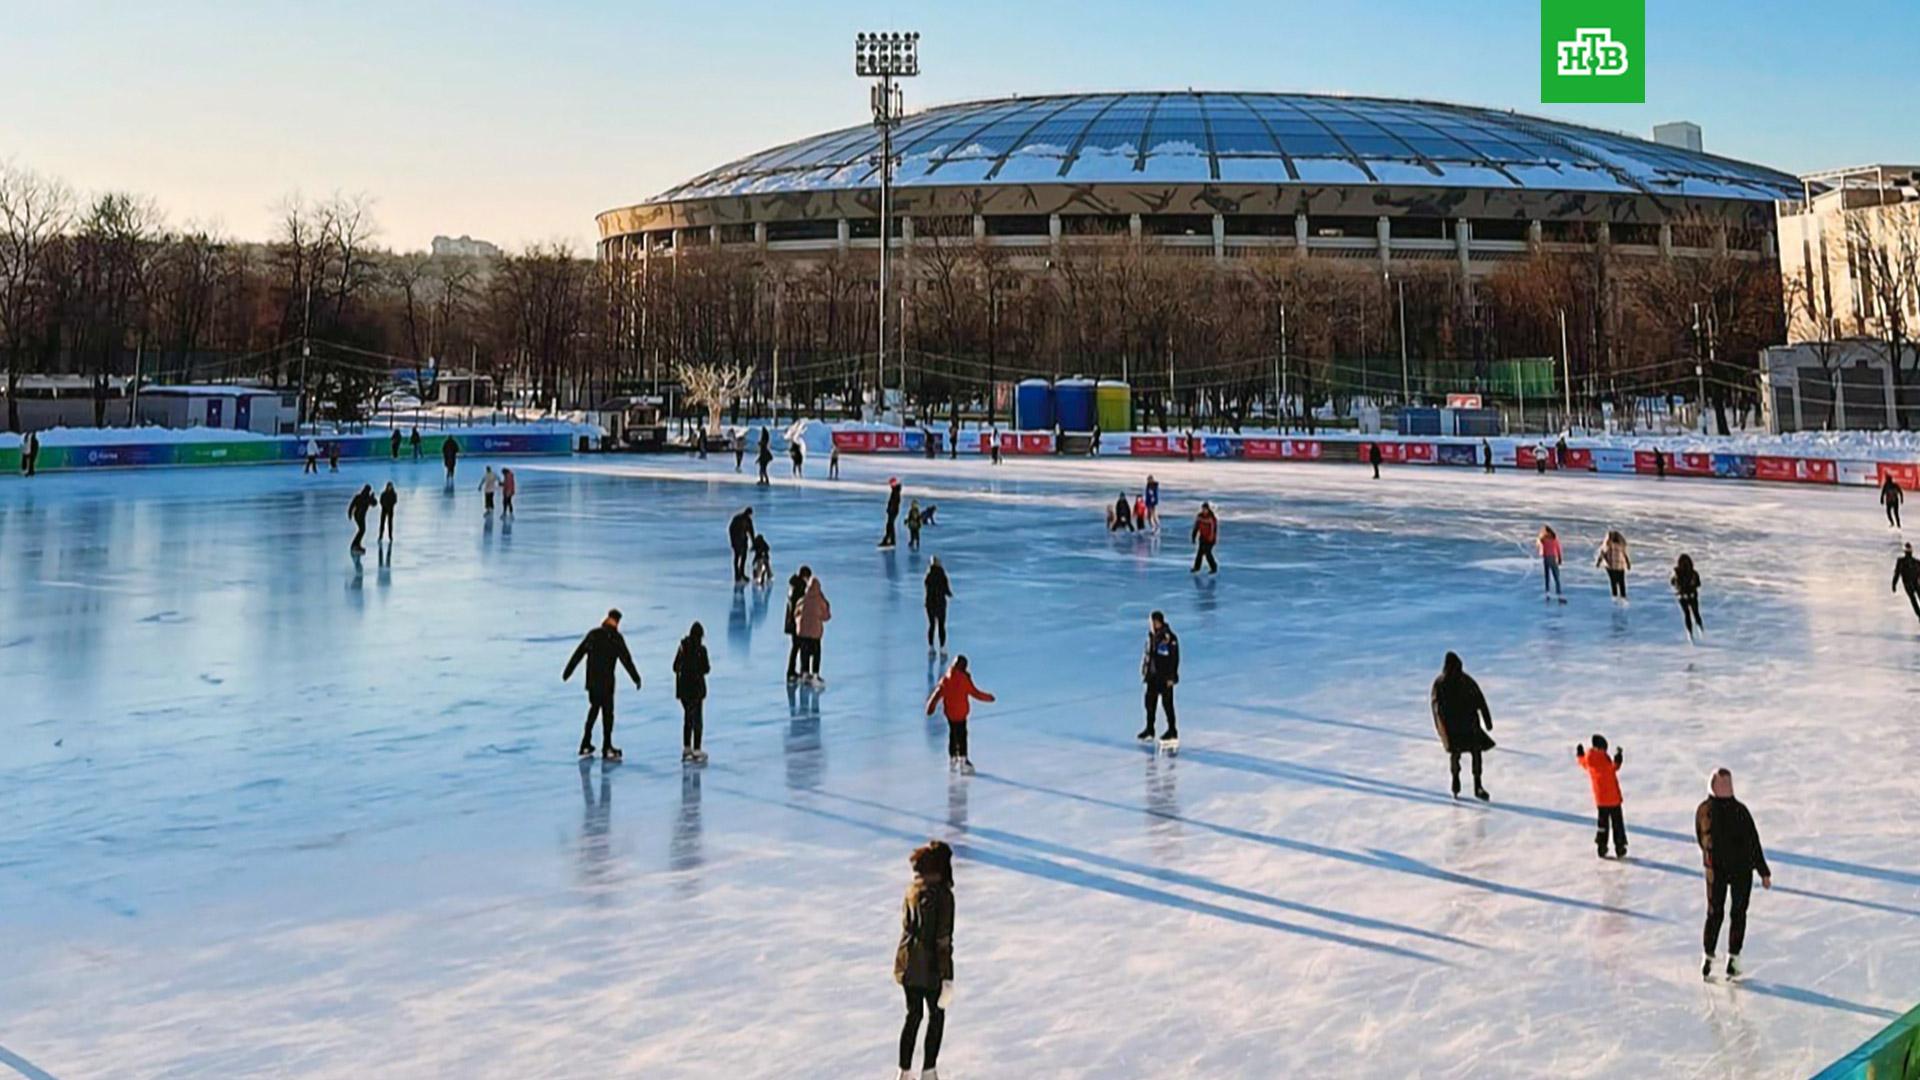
[920, 1070, 938, 1080]
[1159, 734, 1180, 754]
[1473, 784, 1490, 802]
[579, 744, 595, 758]
[681, 748, 695, 763]
[1136, 728, 1155, 742]
[1701, 954, 1716, 982]
[958, 759, 974, 775]
[602, 746, 623, 761]
[1725, 955, 1743, 981]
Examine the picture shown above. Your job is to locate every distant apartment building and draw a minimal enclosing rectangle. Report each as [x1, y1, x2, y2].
[431, 234, 503, 259]
[1776, 165, 1920, 343]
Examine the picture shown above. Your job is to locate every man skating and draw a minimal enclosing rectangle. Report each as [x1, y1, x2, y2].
[928, 655, 994, 774]
[409, 426, 422, 459]
[1430, 651, 1493, 801]
[1893, 543, 1920, 622]
[1137, 611, 1180, 747]
[478, 466, 500, 513]
[924, 556, 953, 650]
[729, 507, 756, 583]
[1481, 438, 1494, 474]
[1190, 502, 1219, 574]
[304, 437, 320, 474]
[346, 484, 376, 552]
[880, 477, 902, 548]
[441, 435, 460, 481]
[377, 482, 398, 545]
[19, 430, 38, 476]
[389, 428, 401, 460]
[1881, 474, 1904, 529]
[1696, 768, 1772, 981]
[563, 609, 643, 760]
[1368, 442, 1383, 479]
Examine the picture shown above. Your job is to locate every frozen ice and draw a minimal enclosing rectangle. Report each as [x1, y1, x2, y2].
[1, 453, 1916, 1078]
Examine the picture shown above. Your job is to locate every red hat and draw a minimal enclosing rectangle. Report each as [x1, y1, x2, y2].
[889, 476, 899, 485]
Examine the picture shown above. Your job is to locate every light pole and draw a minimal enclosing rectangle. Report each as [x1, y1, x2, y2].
[855, 30, 919, 422]
[1558, 307, 1571, 430]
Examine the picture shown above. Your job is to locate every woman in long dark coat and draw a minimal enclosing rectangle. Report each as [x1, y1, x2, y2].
[894, 840, 955, 1079]
[1430, 651, 1494, 801]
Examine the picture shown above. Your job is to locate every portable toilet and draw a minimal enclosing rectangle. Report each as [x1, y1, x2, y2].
[1054, 378, 1096, 432]
[1095, 380, 1131, 433]
[1015, 379, 1055, 432]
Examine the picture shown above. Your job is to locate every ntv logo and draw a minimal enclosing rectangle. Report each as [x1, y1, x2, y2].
[1556, 28, 1629, 77]
[1541, 0, 1644, 102]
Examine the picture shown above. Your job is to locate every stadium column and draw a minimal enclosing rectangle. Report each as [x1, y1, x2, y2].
[1129, 214, 1142, 243]
[755, 222, 767, 251]
[1455, 218, 1470, 277]
[1212, 213, 1225, 262]
[972, 214, 986, 243]
[837, 218, 850, 251]
[1658, 222, 1673, 258]
[1294, 212, 1309, 259]
[1049, 213, 1061, 252]
[1377, 215, 1391, 271]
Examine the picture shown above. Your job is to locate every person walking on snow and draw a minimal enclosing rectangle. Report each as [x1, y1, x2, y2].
[347, 484, 376, 552]
[409, 426, 422, 460]
[1191, 502, 1220, 574]
[1430, 651, 1494, 801]
[501, 468, 516, 516]
[784, 565, 814, 681]
[894, 840, 955, 1080]
[304, 437, 320, 474]
[377, 482, 397, 545]
[728, 507, 756, 584]
[1880, 474, 1903, 529]
[732, 428, 745, 472]
[1671, 554, 1704, 640]
[1137, 611, 1181, 745]
[1538, 525, 1565, 601]
[1576, 735, 1628, 859]
[442, 435, 460, 481]
[1596, 529, 1632, 600]
[673, 621, 710, 763]
[563, 609, 642, 760]
[1368, 442, 1384, 479]
[1697, 768, 1772, 981]
[756, 429, 773, 486]
[794, 575, 832, 684]
[928, 655, 995, 774]
[924, 557, 953, 650]
[478, 466, 500, 513]
[880, 478, 902, 548]
[1892, 543, 1920, 622]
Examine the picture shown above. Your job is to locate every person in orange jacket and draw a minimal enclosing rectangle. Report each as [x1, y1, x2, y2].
[1190, 502, 1219, 574]
[927, 655, 995, 775]
[1576, 734, 1627, 859]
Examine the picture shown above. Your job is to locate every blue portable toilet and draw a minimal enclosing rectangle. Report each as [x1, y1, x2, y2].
[1015, 379, 1054, 432]
[1054, 378, 1096, 432]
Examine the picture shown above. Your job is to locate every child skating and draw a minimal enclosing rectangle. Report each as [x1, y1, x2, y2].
[751, 532, 773, 587]
[927, 655, 994, 775]
[1576, 735, 1628, 859]
[906, 500, 925, 550]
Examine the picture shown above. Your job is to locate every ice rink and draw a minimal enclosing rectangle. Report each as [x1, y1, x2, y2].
[2, 450, 1917, 1079]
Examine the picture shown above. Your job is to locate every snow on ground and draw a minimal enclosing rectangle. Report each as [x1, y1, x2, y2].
[1, 453, 1916, 1079]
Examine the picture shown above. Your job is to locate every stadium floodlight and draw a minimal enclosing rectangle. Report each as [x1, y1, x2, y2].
[853, 31, 920, 421]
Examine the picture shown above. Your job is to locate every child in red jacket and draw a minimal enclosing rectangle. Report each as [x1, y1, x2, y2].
[927, 655, 995, 775]
[1576, 734, 1627, 859]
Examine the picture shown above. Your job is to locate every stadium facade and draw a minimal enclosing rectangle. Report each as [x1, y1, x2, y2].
[596, 91, 1801, 275]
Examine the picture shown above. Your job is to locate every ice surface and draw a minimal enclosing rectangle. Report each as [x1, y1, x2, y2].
[1, 454, 1917, 1078]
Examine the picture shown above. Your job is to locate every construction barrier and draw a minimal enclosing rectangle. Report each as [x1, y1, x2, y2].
[1813, 1000, 1920, 1080]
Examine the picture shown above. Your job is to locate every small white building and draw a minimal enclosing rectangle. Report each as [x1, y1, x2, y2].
[1759, 340, 1919, 432]
[135, 385, 297, 434]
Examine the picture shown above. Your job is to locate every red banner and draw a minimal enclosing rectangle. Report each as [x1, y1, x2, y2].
[1243, 438, 1282, 460]
[1130, 435, 1172, 457]
[1018, 433, 1053, 455]
[1282, 440, 1322, 460]
[874, 430, 902, 451]
[1876, 462, 1920, 489]
[1404, 442, 1436, 464]
[1516, 445, 1557, 470]
[1563, 448, 1593, 471]
[1756, 456, 1837, 484]
[832, 430, 874, 452]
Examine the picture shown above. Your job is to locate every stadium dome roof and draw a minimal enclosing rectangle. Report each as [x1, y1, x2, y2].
[654, 91, 1800, 204]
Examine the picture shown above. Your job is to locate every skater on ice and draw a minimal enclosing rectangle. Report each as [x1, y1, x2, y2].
[1596, 529, 1632, 600]
[906, 499, 926, 550]
[1893, 543, 1920, 622]
[989, 432, 1001, 465]
[880, 478, 902, 548]
[1575, 735, 1627, 859]
[1144, 474, 1160, 529]
[794, 574, 831, 684]
[563, 608, 642, 761]
[1108, 493, 1135, 533]
[478, 466, 499, 514]
[731, 428, 745, 472]
[1696, 768, 1772, 981]
[327, 440, 340, 472]
[441, 435, 460, 481]
[389, 428, 401, 459]
[784, 565, 813, 682]
[1671, 554, 1704, 639]
[501, 467, 516, 517]
[1368, 442, 1383, 479]
[19, 430, 39, 476]
[1482, 438, 1494, 474]
[304, 437, 320, 474]
[924, 556, 952, 650]
[1430, 651, 1493, 801]
[1880, 473, 1903, 529]
[1537, 525, 1565, 601]
[673, 621, 710, 763]
[377, 482, 397, 545]
[1190, 502, 1219, 574]
[756, 429, 773, 486]
[829, 444, 841, 479]
[409, 426, 422, 459]
[346, 484, 376, 552]
[750, 531, 773, 587]
[728, 507, 756, 584]
[927, 655, 994, 775]
[789, 438, 804, 478]
[894, 840, 955, 1080]
[1137, 611, 1181, 747]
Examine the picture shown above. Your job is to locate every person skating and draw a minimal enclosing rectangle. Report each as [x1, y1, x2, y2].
[478, 466, 500, 514]
[829, 445, 841, 479]
[794, 575, 831, 684]
[728, 507, 756, 583]
[390, 428, 401, 460]
[1481, 438, 1494, 474]
[1696, 768, 1772, 981]
[1089, 424, 1101, 457]
[948, 419, 959, 460]
[1137, 611, 1180, 747]
[1185, 430, 1196, 463]
[1190, 502, 1219, 574]
[924, 556, 952, 650]
[673, 621, 711, 763]
[880, 477, 902, 548]
[1576, 735, 1628, 859]
[563, 609, 642, 760]
[784, 565, 813, 681]
[1892, 543, 1920, 622]
[1671, 554, 1704, 640]
[789, 439, 804, 477]
[1556, 434, 1570, 470]
[19, 430, 38, 476]
[442, 435, 460, 481]
[732, 428, 745, 472]
[327, 440, 341, 472]
[1880, 474, 1904, 529]
[377, 482, 397, 545]
[756, 430, 773, 486]
[304, 437, 321, 474]
[409, 426, 422, 460]
[1108, 493, 1134, 533]
[696, 424, 707, 460]
[1368, 442, 1384, 480]
[924, 427, 937, 460]
[1653, 447, 1667, 480]
[1133, 493, 1148, 532]
[750, 531, 772, 587]
[928, 655, 994, 774]
[1533, 441, 1548, 475]
[1596, 529, 1632, 600]
[1144, 474, 1160, 530]
[906, 499, 925, 550]
[1430, 651, 1493, 801]
[894, 840, 955, 1080]
[1538, 525, 1565, 602]
[501, 467, 516, 516]
[989, 431, 1001, 466]
[346, 484, 376, 552]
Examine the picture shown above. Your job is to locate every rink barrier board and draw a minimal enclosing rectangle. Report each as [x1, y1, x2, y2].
[827, 427, 1920, 490]
[4, 431, 577, 474]
[1813, 998, 1920, 1080]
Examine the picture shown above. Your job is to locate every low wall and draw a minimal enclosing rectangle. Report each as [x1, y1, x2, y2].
[826, 425, 1920, 490]
[2, 429, 580, 475]
[1813, 1000, 1920, 1080]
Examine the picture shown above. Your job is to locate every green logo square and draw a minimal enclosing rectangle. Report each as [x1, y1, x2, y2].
[1541, 0, 1645, 103]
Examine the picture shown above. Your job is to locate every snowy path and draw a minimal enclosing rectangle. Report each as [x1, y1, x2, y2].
[0, 454, 1915, 1078]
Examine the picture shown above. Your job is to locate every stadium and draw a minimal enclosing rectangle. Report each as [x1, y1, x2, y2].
[596, 90, 1802, 273]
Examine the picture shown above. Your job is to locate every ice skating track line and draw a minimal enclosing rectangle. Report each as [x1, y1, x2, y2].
[0, 1045, 58, 1080]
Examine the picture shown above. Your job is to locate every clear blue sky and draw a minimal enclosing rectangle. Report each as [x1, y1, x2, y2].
[2, 0, 1911, 252]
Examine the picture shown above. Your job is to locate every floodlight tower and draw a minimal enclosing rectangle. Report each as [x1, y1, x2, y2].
[855, 31, 918, 421]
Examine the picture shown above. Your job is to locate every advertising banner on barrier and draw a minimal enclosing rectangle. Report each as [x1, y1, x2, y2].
[1017, 433, 1053, 455]
[1404, 442, 1436, 464]
[833, 430, 874, 452]
[1201, 436, 1238, 459]
[1592, 448, 1635, 474]
[1875, 462, 1920, 488]
[1131, 435, 1173, 457]
[1515, 445, 1557, 470]
[1243, 438, 1282, 460]
[1282, 440, 1323, 460]
[1838, 460, 1881, 486]
[1755, 456, 1837, 483]
[874, 430, 903, 451]
[1563, 448, 1594, 471]
[1436, 443, 1478, 467]
[1711, 454, 1756, 480]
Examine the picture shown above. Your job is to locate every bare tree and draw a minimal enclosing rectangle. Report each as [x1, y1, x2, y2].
[0, 163, 73, 430]
[675, 360, 754, 434]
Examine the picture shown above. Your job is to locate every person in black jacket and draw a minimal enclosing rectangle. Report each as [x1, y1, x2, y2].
[1368, 442, 1384, 479]
[1481, 438, 1494, 474]
[880, 478, 902, 548]
[673, 622, 710, 763]
[1696, 768, 1772, 980]
[1430, 651, 1494, 800]
[1671, 553, 1704, 640]
[1894, 543, 1920, 621]
[346, 484, 376, 552]
[924, 557, 953, 650]
[563, 609, 642, 760]
[728, 507, 756, 583]
[441, 435, 460, 481]
[784, 565, 813, 682]
[756, 429, 773, 486]
[377, 482, 398, 545]
[1136, 611, 1181, 744]
[409, 426, 422, 460]
[1881, 474, 1904, 529]
[389, 428, 401, 459]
